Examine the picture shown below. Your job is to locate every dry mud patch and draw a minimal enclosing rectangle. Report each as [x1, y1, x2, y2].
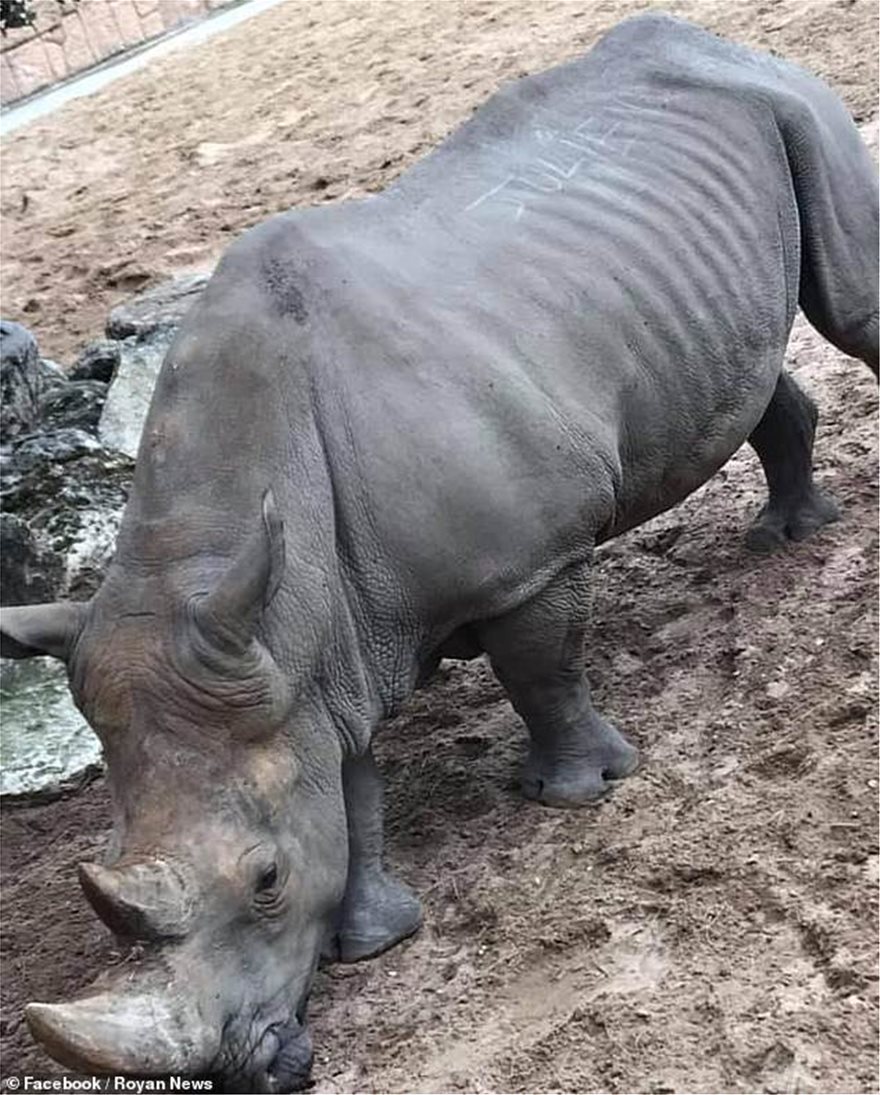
[1, 1, 878, 1092]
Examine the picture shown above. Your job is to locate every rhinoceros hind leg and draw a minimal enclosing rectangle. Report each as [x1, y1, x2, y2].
[478, 563, 638, 808]
[323, 749, 421, 964]
[746, 370, 839, 553]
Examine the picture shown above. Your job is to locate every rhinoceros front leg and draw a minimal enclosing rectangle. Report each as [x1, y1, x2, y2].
[478, 563, 638, 808]
[324, 748, 421, 963]
[746, 370, 840, 553]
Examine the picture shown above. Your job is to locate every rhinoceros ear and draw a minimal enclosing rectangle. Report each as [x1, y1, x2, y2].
[0, 602, 86, 661]
[195, 490, 285, 650]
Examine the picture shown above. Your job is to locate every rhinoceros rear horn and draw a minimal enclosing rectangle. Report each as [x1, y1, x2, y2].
[0, 602, 86, 661]
[196, 489, 285, 649]
[26, 965, 218, 1077]
[79, 859, 194, 940]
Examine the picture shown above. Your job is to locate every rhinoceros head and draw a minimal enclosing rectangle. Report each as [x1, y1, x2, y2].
[1, 494, 348, 1092]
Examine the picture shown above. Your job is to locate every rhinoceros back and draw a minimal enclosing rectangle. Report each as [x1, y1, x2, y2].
[149, 13, 875, 629]
[321, 12, 875, 538]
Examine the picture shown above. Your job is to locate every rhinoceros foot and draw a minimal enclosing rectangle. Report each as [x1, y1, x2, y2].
[746, 487, 840, 554]
[522, 719, 639, 809]
[324, 870, 422, 964]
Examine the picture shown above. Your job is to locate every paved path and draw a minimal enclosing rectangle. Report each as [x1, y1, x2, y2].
[0, 0, 285, 137]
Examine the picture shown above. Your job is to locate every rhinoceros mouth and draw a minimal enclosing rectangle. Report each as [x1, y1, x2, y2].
[264, 1019, 314, 1094]
[213, 999, 313, 1094]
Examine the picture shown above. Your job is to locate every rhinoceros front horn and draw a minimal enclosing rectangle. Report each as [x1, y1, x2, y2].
[79, 859, 194, 940]
[26, 966, 218, 1076]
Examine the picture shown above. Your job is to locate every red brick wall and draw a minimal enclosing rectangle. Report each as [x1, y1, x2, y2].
[1, 0, 235, 106]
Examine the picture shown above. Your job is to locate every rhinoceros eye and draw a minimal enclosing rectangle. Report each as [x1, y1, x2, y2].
[256, 862, 278, 894]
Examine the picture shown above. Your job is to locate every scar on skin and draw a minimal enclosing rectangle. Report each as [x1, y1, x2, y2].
[262, 255, 309, 324]
[465, 110, 634, 220]
[465, 174, 518, 213]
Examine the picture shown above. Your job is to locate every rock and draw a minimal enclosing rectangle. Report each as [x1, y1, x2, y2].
[99, 328, 175, 457]
[2, 427, 104, 479]
[1, 320, 44, 441]
[38, 380, 107, 433]
[38, 358, 68, 388]
[69, 339, 120, 384]
[1, 761, 104, 805]
[105, 272, 209, 341]
[766, 679, 791, 700]
[0, 321, 75, 444]
[0, 658, 103, 798]
[0, 276, 208, 607]
[99, 273, 212, 456]
[0, 428, 134, 601]
[0, 512, 65, 605]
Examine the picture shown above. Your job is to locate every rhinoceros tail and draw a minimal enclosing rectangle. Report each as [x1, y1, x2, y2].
[775, 68, 879, 376]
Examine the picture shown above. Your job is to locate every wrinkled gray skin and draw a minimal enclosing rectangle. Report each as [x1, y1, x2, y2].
[2, 15, 877, 1092]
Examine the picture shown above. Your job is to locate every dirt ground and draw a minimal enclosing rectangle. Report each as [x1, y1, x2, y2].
[1, 1, 878, 1093]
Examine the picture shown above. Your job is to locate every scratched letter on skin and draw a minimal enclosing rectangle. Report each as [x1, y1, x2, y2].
[465, 93, 652, 223]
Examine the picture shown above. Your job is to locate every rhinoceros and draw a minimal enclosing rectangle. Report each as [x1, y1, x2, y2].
[2, 13, 877, 1092]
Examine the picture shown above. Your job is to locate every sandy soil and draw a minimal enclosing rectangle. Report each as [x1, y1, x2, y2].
[0, 2, 877, 1093]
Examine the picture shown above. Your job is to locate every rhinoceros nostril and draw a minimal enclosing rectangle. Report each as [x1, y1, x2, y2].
[267, 1028, 314, 1095]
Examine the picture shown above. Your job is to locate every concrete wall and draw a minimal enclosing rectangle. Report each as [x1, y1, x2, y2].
[1, 0, 235, 106]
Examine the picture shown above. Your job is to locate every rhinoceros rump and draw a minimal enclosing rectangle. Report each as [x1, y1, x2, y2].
[2, 14, 877, 1092]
